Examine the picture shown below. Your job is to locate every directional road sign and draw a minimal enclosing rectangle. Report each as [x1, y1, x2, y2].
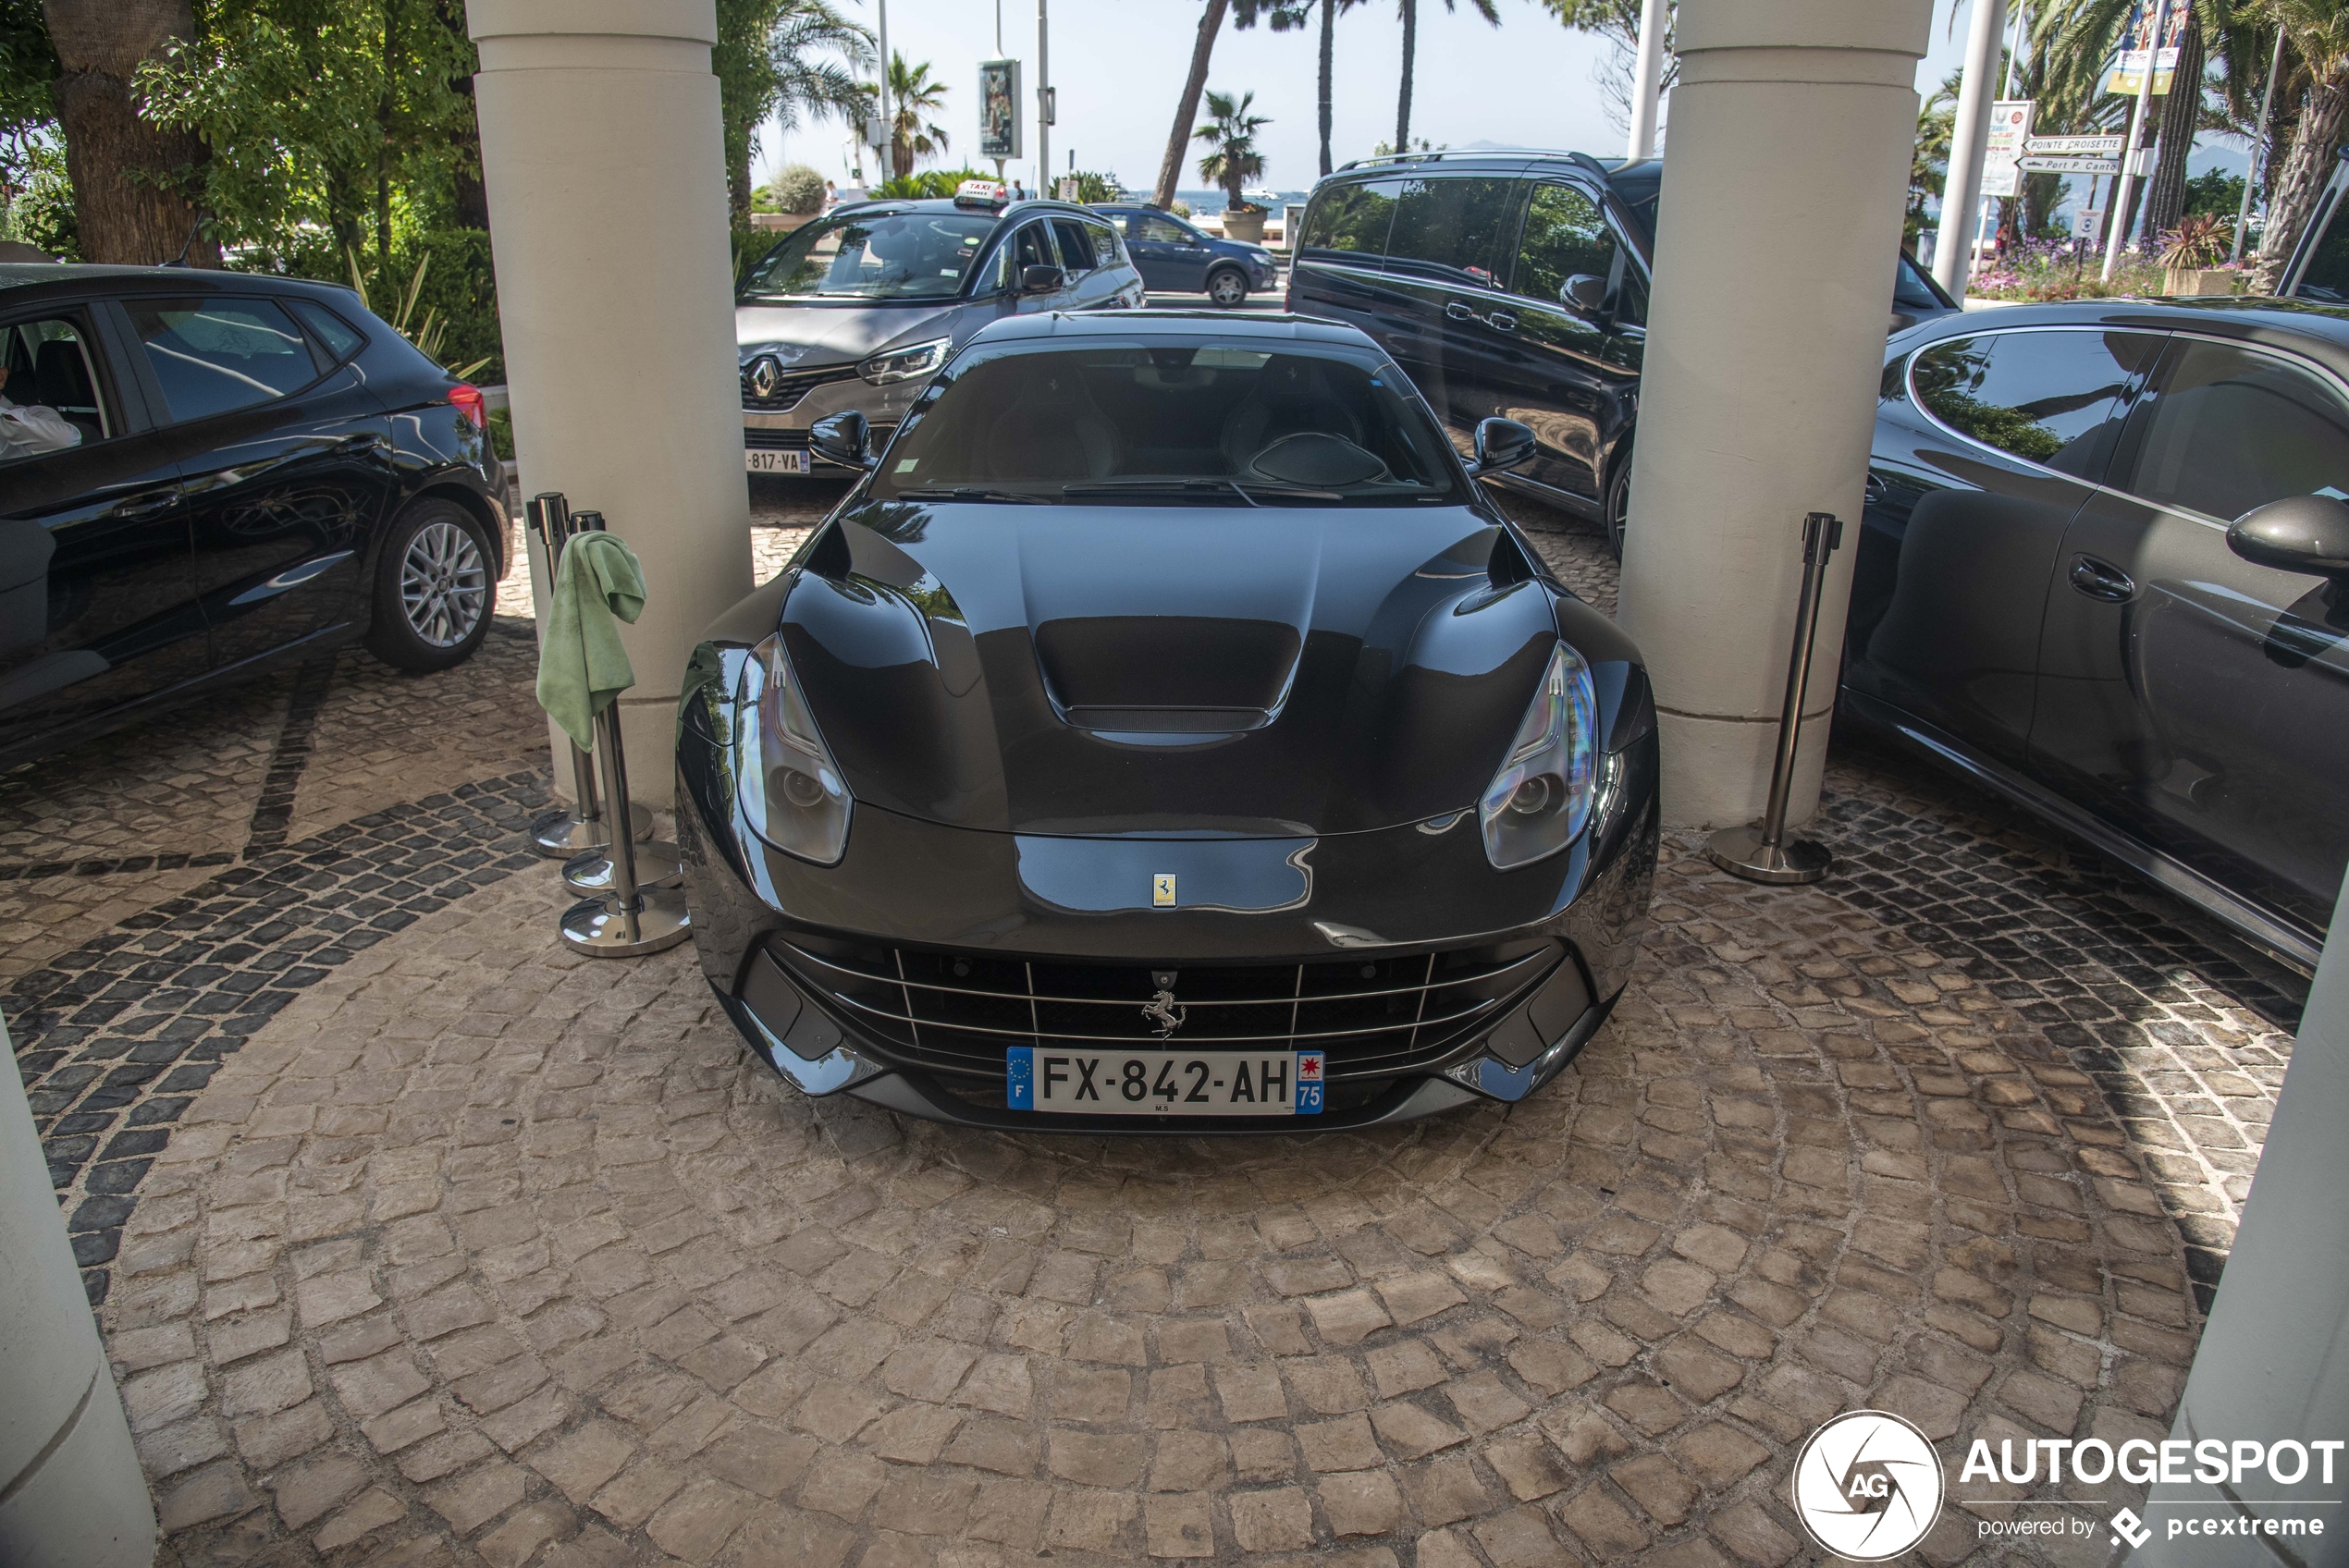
[2024, 134, 2126, 156]
[2018, 154, 2122, 175]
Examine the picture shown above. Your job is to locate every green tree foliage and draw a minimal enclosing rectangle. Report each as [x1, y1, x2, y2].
[714, 0, 867, 218]
[1064, 169, 1125, 202]
[1911, 71, 1957, 246]
[1539, 0, 1675, 133]
[874, 166, 993, 199]
[1193, 89, 1268, 210]
[2184, 165, 2248, 215]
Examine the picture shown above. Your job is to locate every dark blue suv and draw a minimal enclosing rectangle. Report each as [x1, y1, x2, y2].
[1091, 204, 1278, 307]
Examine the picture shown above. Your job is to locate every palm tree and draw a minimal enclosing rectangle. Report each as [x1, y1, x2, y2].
[1316, 0, 1371, 177]
[1154, 0, 1304, 209]
[1396, 0, 1500, 152]
[882, 55, 951, 180]
[1910, 70, 1959, 247]
[2249, 0, 2349, 288]
[1194, 89, 1270, 209]
[713, 0, 870, 219]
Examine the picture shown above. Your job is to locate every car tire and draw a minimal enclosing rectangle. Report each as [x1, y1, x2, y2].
[1206, 267, 1249, 309]
[365, 497, 496, 672]
[1603, 444, 1632, 559]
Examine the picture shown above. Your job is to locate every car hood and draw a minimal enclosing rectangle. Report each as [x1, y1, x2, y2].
[774, 499, 1641, 838]
[735, 300, 965, 367]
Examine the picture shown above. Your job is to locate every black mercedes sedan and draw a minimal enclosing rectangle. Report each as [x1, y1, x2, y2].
[678, 311, 1659, 1132]
[1851, 297, 2349, 972]
[0, 263, 506, 767]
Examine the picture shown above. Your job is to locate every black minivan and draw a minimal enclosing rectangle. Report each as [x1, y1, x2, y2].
[1287, 151, 1956, 552]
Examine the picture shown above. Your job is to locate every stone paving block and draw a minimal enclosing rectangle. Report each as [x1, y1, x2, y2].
[311, 1487, 406, 1552]
[1401, 1453, 1494, 1526]
[1230, 1487, 1313, 1552]
[1144, 1491, 1216, 1559]
[427, 1456, 526, 1535]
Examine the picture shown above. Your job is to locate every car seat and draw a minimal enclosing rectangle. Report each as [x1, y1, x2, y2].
[1219, 356, 1367, 476]
[983, 365, 1121, 481]
[32, 339, 103, 445]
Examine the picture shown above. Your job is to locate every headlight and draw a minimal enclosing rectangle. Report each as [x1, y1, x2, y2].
[1250, 249, 1275, 266]
[736, 631, 853, 864]
[859, 337, 951, 386]
[1478, 643, 1596, 870]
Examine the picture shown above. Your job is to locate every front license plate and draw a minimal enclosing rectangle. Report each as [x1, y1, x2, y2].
[1009, 1047, 1324, 1116]
[746, 448, 810, 474]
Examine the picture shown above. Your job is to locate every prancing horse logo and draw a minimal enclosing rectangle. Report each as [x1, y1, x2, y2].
[1141, 990, 1187, 1036]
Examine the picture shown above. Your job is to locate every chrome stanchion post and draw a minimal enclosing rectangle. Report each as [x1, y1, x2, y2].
[526, 494, 652, 857]
[1705, 510, 1841, 885]
[557, 509, 691, 957]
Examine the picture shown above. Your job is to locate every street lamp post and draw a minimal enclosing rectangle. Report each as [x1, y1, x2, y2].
[2102, 0, 2169, 281]
[1933, 0, 2009, 298]
[1625, 0, 1668, 161]
[2232, 26, 2285, 264]
[1038, 0, 1052, 195]
[876, 0, 891, 183]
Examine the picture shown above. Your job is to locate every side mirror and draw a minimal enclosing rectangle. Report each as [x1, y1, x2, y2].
[1020, 263, 1067, 295]
[2228, 495, 2349, 578]
[809, 410, 875, 470]
[1466, 417, 1538, 477]
[1560, 274, 1610, 318]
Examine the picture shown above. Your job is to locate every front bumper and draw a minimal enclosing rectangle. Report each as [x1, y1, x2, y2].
[677, 693, 1660, 1132]
[743, 368, 929, 472]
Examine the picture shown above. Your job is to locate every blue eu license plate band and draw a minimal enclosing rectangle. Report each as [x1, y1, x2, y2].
[1007, 1047, 1327, 1115]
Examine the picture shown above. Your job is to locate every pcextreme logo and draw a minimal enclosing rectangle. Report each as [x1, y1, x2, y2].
[1791, 1410, 1947, 1561]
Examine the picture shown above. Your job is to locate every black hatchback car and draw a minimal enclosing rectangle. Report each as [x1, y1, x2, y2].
[0, 264, 506, 766]
[1851, 298, 2349, 971]
[1287, 150, 1956, 551]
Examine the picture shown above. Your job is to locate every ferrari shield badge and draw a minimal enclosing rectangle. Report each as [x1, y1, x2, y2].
[1152, 873, 1176, 908]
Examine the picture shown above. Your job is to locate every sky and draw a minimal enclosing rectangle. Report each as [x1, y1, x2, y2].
[750, 0, 2241, 203]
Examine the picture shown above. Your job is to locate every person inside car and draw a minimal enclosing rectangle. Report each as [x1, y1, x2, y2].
[0, 363, 80, 460]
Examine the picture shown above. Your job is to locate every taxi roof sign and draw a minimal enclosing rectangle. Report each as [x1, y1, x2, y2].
[954, 179, 1009, 209]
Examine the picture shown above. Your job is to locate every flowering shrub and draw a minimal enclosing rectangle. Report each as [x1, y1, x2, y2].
[1960, 237, 2197, 301]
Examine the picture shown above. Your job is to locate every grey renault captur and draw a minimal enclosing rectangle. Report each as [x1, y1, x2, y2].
[735, 183, 1146, 475]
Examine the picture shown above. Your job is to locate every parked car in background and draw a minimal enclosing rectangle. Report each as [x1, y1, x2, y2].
[1090, 203, 1278, 307]
[677, 310, 1659, 1131]
[0, 263, 505, 768]
[1286, 150, 1958, 553]
[1851, 298, 2349, 972]
[735, 184, 1144, 475]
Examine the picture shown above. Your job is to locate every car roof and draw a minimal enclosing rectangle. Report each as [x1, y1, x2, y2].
[1895, 295, 2349, 377]
[0, 263, 363, 307]
[1322, 149, 1664, 229]
[965, 308, 1380, 349]
[827, 197, 1106, 227]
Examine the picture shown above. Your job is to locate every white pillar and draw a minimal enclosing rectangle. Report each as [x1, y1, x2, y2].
[2131, 866, 2349, 1563]
[0, 1017, 155, 1568]
[1616, 0, 1931, 830]
[1933, 0, 2008, 299]
[1625, 0, 1669, 161]
[468, 0, 755, 811]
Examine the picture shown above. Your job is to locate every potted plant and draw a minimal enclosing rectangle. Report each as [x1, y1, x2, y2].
[1194, 89, 1271, 243]
[2159, 214, 2239, 296]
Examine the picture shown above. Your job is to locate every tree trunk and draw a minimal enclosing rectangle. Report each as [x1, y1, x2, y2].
[1155, 0, 1230, 208]
[2141, 10, 2203, 241]
[2256, 70, 2349, 292]
[1318, 0, 1334, 178]
[41, 0, 215, 265]
[1395, 0, 1416, 153]
[440, 0, 489, 233]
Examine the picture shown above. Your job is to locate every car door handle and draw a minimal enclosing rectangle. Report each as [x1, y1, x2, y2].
[110, 493, 178, 521]
[1445, 300, 1477, 321]
[2070, 554, 2135, 602]
[1487, 311, 1516, 333]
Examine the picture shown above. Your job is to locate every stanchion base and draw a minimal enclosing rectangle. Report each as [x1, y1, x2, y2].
[1705, 824, 1832, 886]
[527, 802, 653, 859]
[560, 886, 692, 958]
[561, 841, 685, 896]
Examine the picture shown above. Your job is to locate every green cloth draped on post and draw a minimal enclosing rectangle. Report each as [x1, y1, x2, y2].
[535, 531, 646, 751]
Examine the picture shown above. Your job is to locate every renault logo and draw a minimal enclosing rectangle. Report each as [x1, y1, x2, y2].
[746, 355, 782, 400]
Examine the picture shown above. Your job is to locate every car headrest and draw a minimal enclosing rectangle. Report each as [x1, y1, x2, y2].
[33, 338, 92, 410]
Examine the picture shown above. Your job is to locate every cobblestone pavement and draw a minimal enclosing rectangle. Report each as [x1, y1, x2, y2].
[0, 478, 2312, 1567]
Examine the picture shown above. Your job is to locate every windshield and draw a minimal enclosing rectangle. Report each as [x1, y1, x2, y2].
[741, 210, 997, 301]
[871, 341, 1470, 506]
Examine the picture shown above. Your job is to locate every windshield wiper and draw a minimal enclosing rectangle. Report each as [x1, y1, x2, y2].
[892, 486, 1049, 504]
[1232, 481, 1347, 503]
[1061, 478, 1256, 503]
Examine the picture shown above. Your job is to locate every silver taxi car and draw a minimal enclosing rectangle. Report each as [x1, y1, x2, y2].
[736, 182, 1145, 475]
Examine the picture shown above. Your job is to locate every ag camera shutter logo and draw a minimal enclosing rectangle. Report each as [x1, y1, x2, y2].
[1791, 1410, 1947, 1561]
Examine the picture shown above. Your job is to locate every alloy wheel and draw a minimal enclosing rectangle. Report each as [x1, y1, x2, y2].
[1209, 270, 1248, 308]
[400, 520, 488, 647]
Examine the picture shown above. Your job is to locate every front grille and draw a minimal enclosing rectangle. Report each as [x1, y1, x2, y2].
[744, 427, 810, 450]
[742, 363, 860, 412]
[769, 936, 1561, 1080]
